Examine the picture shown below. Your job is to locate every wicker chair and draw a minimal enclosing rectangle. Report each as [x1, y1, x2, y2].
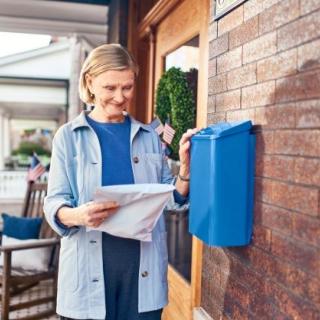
[0, 181, 60, 320]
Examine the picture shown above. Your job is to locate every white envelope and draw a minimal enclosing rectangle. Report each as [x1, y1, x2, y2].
[86, 183, 175, 241]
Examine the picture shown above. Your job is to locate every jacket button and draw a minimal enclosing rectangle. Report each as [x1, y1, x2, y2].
[90, 240, 97, 244]
[133, 156, 139, 163]
[141, 271, 148, 277]
[92, 278, 99, 282]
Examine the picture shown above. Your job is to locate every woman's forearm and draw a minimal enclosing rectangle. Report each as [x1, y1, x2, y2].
[57, 206, 79, 227]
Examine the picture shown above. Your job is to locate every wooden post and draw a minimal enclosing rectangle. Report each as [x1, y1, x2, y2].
[2, 251, 12, 320]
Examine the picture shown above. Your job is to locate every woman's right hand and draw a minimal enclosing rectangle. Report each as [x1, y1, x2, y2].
[57, 201, 119, 228]
[77, 201, 119, 228]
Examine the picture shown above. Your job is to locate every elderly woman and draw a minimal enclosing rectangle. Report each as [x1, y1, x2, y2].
[44, 44, 197, 320]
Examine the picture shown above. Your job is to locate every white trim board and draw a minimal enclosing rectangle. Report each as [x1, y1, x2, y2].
[193, 308, 213, 320]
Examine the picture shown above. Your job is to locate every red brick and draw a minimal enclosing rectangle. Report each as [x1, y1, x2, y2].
[208, 278, 225, 308]
[273, 130, 320, 158]
[207, 94, 215, 113]
[244, 0, 264, 21]
[242, 81, 275, 108]
[278, 10, 320, 51]
[301, 0, 320, 15]
[218, 5, 244, 36]
[243, 32, 277, 64]
[255, 177, 274, 203]
[208, 58, 216, 78]
[217, 46, 242, 74]
[259, 0, 300, 35]
[266, 280, 320, 319]
[208, 73, 227, 95]
[210, 263, 222, 285]
[207, 112, 226, 125]
[207, 300, 224, 320]
[228, 254, 266, 293]
[255, 154, 295, 180]
[295, 99, 320, 128]
[209, 248, 231, 271]
[263, 0, 287, 10]
[208, 21, 217, 42]
[252, 225, 272, 251]
[209, 33, 228, 59]
[255, 104, 296, 129]
[273, 261, 320, 308]
[246, 246, 277, 276]
[292, 214, 320, 247]
[257, 48, 297, 82]
[216, 89, 241, 111]
[227, 62, 256, 90]
[271, 232, 320, 276]
[226, 108, 255, 122]
[298, 39, 320, 71]
[229, 16, 258, 49]
[276, 70, 320, 103]
[255, 131, 274, 155]
[223, 295, 249, 320]
[272, 180, 319, 216]
[225, 278, 250, 309]
[248, 289, 276, 319]
[244, 0, 283, 21]
[294, 157, 320, 186]
[253, 200, 263, 224]
[260, 203, 292, 235]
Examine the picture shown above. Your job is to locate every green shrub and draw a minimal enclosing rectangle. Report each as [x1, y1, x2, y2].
[11, 141, 51, 157]
[155, 67, 196, 160]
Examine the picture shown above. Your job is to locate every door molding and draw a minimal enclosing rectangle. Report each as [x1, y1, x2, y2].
[137, 0, 182, 39]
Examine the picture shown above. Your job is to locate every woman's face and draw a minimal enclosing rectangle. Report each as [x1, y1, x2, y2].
[87, 69, 135, 118]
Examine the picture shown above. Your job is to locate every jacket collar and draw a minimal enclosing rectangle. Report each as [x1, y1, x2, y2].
[70, 110, 152, 133]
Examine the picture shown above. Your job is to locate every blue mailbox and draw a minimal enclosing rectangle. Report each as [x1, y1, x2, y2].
[189, 120, 255, 246]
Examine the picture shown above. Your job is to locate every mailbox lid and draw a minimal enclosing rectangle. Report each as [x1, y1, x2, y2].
[192, 120, 252, 140]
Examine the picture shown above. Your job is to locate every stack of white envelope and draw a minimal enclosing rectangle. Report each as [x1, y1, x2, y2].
[86, 183, 175, 241]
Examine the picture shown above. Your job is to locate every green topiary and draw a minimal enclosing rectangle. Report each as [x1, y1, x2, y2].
[155, 67, 196, 160]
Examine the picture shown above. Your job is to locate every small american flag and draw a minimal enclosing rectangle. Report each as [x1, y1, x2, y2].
[163, 123, 176, 145]
[150, 117, 164, 136]
[27, 153, 46, 182]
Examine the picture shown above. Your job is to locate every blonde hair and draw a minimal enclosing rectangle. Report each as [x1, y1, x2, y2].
[79, 43, 139, 104]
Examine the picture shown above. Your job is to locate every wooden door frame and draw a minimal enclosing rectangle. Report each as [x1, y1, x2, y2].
[128, 0, 209, 312]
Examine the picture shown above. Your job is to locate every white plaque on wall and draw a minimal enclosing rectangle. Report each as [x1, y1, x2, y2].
[215, 0, 247, 19]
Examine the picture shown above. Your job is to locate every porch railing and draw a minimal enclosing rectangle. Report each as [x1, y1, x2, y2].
[0, 171, 49, 200]
[0, 171, 28, 199]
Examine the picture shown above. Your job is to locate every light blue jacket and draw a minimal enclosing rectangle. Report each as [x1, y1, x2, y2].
[44, 111, 176, 319]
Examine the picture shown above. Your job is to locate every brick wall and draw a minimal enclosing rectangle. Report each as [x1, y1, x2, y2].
[202, 1, 320, 319]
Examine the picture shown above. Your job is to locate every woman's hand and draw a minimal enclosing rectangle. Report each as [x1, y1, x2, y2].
[178, 128, 200, 177]
[57, 201, 119, 228]
[175, 128, 200, 197]
[77, 201, 119, 228]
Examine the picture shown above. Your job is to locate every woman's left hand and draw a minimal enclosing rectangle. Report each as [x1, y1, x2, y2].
[178, 128, 200, 173]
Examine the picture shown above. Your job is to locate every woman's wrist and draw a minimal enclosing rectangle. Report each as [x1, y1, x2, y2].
[57, 206, 79, 227]
[178, 165, 190, 179]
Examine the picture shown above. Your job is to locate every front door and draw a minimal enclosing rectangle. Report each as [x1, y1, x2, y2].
[152, 1, 209, 319]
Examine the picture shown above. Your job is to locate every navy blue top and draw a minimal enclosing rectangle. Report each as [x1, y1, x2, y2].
[86, 115, 149, 319]
[86, 115, 134, 186]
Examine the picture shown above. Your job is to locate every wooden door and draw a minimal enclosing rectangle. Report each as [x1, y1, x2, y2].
[130, 0, 209, 318]
[153, 1, 209, 319]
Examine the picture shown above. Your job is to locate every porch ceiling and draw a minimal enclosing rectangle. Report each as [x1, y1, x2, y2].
[0, 77, 67, 121]
[0, 0, 109, 46]
[0, 101, 65, 121]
